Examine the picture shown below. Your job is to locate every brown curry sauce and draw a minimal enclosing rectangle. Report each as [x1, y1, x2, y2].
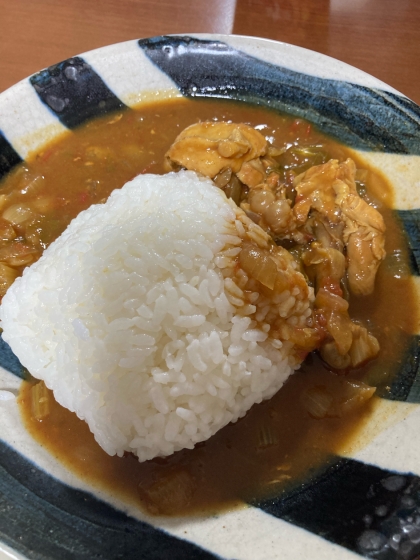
[3, 97, 416, 516]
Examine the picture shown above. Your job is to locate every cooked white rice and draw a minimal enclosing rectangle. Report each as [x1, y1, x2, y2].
[0, 171, 312, 461]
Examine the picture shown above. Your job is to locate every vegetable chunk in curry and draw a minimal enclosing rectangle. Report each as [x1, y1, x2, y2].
[165, 121, 386, 371]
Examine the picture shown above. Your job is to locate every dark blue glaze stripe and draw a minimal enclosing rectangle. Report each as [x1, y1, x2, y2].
[0, 334, 25, 379]
[253, 457, 420, 559]
[377, 210, 420, 402]
[383, 335, 420, 403]
[0, 440, 221, 560]
[137, 36, 420, 155]
[0, 132, 22, 181]
[396, 209, 420, 275]
[30, 57, 127, 129]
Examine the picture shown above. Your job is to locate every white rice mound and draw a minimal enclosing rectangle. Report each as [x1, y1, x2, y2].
[0, 171, 310, 462]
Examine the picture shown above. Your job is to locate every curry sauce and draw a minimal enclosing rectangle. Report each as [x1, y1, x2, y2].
[2, 97, 415, 516]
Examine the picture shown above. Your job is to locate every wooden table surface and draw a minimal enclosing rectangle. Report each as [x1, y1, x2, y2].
[1, 0, 419, 105]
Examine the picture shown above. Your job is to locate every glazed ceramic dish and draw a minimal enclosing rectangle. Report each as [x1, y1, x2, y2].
[1, 34, 420, 560]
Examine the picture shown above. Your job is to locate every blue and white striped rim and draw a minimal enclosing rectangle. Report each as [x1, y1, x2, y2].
[1, 34, 420, 560]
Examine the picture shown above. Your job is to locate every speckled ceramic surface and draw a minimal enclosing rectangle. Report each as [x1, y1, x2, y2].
[1, 34, 420, 560]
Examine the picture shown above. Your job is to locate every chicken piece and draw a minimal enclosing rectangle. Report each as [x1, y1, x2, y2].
[294, 159, 385, 296]
[302, 243, 346, 293]
[320, 320, 379, 370]
[287, 159, 384, 368]
[320, 341, 351, 369]
[333, 161, 386, 296]
[345, 212, 386, 296]
[314, 285, 379, 369]
[293, 160, 341, 225]
[164, 122, 267, 178]
[311, 217, 344, 253]
[236, 158, 266, 188]
[348, 324, 380, 367]
[326, 311, 353, 355]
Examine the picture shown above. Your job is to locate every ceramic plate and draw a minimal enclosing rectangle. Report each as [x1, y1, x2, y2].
[1, 34, 420, 560]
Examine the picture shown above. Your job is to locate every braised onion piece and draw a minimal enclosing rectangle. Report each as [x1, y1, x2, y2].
[31, 381, 50, 421]
[3, 204, 34, 225]
[301, 385, 334, 419]
[239, 244, 278, 290]
[301, 379, 376, 419]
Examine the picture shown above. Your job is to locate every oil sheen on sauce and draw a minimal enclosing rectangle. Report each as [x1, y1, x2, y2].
[13, 97, 418, 517]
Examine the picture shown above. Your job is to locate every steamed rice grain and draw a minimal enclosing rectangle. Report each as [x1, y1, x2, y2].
[0, 171, 314, 462]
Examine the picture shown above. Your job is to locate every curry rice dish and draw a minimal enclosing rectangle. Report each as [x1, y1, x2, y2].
[0, 98, 416, 515]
